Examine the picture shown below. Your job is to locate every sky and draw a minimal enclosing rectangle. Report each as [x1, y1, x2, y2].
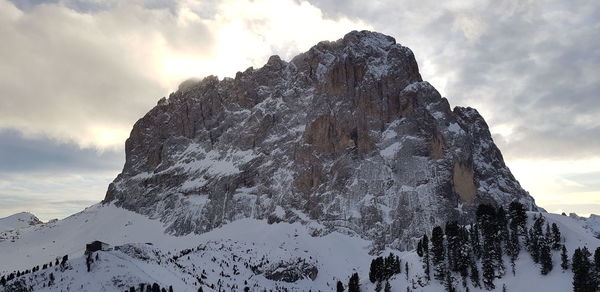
[0, 0, 598, 221]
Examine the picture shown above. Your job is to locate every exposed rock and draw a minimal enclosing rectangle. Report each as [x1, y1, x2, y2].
[263, 259, 318, 282]
[104, 30, 537, 250]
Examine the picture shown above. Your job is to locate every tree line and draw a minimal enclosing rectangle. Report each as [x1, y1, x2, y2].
[414, 202, 600, 292]
[0, 254, 69, 287]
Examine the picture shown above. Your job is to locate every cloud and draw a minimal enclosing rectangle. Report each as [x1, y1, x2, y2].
[0, 0, 369, 150]
[0, 129, 123, 173]
[0, 129, 122, 220]
[2, 0, 599, 218]
[305, 0, 600, 160]
[302, 0, 600, 217]
[0, 0, 369, 219]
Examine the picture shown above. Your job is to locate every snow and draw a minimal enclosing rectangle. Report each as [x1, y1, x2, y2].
[0, 204, 202, 275]
[1, 206, 600, 291]
[447, 122, 464, 135]
[315, 63, 328, 82]
[0, 206, 373, 291]
[183, 194, 209, 207]
[380, 142, 401, 160]
[570, 213, 600, 238]
[274, 206, 286, 218]
[0, 212, 41, 233]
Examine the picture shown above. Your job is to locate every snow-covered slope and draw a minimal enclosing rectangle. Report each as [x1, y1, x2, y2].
[1, 206, 599, 291]
[0, 212, 42, 233]
[0, 204, 203, 275]
[569, 213, 600, 239]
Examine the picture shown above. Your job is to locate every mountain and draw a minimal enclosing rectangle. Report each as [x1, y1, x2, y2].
[4, 30, 583, 292]
[104, 30, 536, 250]
[570, 213, 600, 239]
[0, 212, 42, 233]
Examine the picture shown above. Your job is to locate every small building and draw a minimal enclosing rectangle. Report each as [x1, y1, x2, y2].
[85, 240, 111, 255]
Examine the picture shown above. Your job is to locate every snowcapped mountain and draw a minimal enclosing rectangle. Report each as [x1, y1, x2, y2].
[104, 30, 537, 250]
[0, 212, 42, 233]
[2, 30, 596, 292]
[570, 213, 600, 239]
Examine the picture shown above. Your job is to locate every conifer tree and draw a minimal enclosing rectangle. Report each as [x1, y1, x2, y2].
[422, 234, 431, 281]
[594, 247, 600, 272]
[456, 226, 472, 287]
[529, 216, 545, 263]
[369, 258, 380, 283]
[495, 207, 509, 275]
[594, 247, 600, 290]
[572, 247, 594, 292]
[508, 201, 527, 235]
[431, 226, 446, 281]
[470, 223, 482, 260]
[551, 223, 562, 250]
[385, 253, 396, 279]
[561, 245, 569, 270]
[384, 281, 391, 292]
[545, 223, 552, 244]
[336, 280, 344, 292]
[417, 240, 423, 257]
[348, 273, 360, 292]
[375, 281, 382, 292]
[482, 247, 495, 290]
[539, 239, 553, 275]
[496, 207, 509, 244]
[445, 221, 460, 272]
[444, 272, 455, 292]
[507, 228, 520, 275]
[477, 204, 498, 289]
[152, 283, 160, 292]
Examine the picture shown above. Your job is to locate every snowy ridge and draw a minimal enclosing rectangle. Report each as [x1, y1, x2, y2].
[0, 212, 42, 233]
[569, 213, 600, 239]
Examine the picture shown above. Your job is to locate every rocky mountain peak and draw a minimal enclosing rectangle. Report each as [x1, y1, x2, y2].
[104, 30, 536, 250]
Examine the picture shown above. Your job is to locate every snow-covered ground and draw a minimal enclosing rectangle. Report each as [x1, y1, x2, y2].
[570, 213, 600, 239]
[1, 206, 599, 291]
[0, 212, 42, 233]
[0, 203, 203, 274]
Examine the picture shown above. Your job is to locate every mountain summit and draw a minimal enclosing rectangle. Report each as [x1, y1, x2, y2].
[0, 212, 42, 233]
[104, 30, 536, 249]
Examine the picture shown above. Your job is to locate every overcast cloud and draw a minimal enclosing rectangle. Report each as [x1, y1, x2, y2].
[0, 0, 598, 219]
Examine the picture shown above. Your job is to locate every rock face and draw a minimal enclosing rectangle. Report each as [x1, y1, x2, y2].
[104, 30, 536, 249]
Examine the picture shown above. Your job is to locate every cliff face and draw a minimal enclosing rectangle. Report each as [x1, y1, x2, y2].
[104, 31, 536, 249]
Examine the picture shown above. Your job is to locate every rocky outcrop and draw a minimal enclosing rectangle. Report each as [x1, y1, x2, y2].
[104, 30, 537, 250]
[263, 259, 318, 282]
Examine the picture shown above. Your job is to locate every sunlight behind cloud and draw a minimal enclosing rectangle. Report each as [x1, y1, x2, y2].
[157, 0, 371, 88]
[0, 0, 369, 151]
